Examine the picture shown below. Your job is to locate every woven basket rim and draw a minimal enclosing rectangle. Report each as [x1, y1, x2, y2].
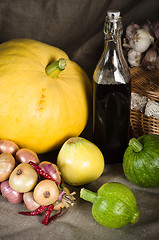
[130, 67, 159, 102]
[130, 67, 159, 138]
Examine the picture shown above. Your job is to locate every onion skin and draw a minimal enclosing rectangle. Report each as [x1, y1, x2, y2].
[39, 161, 61, 184]
[33, 179, 59, 206]
[1, 180, 23, 204]
[23, 191, 40, 211]
[9, 163, 38, 193]
[54, 200, 65, 210]
[0, 153, 15, 182]
[0, 139, 19, 155]
[15, 148, 40, 164]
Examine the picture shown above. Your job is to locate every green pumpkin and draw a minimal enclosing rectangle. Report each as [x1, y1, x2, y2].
[80, 182, 139, 229]
[123, 134, 159, 187]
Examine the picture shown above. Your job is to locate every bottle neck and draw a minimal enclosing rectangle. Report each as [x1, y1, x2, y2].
[103, 18, 124, 69]
[104, 16, 123, 43]
[103, 17, 123, 55]
[103, 16, 127, 72]
[93, 14, 130, 85]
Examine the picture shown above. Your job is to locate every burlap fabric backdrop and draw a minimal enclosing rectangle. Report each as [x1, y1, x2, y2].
[0, 1, 159, 240]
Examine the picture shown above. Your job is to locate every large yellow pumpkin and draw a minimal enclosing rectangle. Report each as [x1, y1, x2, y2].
[0, 39, 92, 153]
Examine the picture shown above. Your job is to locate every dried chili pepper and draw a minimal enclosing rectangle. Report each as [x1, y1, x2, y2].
[29, 161, 59, 185]
[47, 208, 63, 224]
[18, 205, 47, 216]
[42, 204, 54, 225]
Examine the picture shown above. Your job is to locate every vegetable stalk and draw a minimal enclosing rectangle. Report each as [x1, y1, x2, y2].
[80, 188, 97, 204]
[45, 58, 67, 78]
[128, 138, 143, 152]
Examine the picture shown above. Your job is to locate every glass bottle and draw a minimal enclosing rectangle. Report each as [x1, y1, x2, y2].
[93, 10, 131, 164]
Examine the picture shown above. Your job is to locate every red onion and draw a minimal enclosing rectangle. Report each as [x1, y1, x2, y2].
[0, 153, 16, 182]
[23, 191, 40, 211]
[39, 161, 61, 184]
[15, 148, 40, 164]
[1, 180, 23, 204]
[0, 139, 19, 155]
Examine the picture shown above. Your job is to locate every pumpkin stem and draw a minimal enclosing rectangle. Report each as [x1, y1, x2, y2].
[45, 58, 67, 78]
[80, 188, 97, 204]
[128, 138, 143, 152]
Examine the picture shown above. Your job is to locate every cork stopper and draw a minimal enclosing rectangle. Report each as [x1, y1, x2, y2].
[107, 10, 120, 19]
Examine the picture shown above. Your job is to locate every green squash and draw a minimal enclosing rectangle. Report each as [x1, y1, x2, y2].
[123, 134, 159, 187]
[80, 182, 139, 229]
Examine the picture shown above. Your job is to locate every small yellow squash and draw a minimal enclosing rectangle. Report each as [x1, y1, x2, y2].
[0, 39, 92, 153]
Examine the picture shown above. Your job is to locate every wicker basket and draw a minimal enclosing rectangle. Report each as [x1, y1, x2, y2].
[130, 67, 159, 138]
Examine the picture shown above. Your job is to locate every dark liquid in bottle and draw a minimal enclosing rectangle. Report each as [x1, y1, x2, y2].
[93, 81, 131, 164]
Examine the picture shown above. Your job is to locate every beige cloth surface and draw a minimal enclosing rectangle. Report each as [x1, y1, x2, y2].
[0, 0, 159, 239]
[0, 164, 159, 240]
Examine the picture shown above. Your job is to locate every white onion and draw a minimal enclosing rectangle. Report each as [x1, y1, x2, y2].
[9, 163, 38, 193]
[33, 179, 59, 206]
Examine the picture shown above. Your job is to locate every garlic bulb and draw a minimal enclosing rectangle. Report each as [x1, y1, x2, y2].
[127, 49, 142, 67]
[142, 46, 158, 70]
[131, 93, 148, 112]
[152, 21, 159, 40]
[126, 23, 140, 40]
[145, 99, 159, 118]
[129, 29, 154, 53]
